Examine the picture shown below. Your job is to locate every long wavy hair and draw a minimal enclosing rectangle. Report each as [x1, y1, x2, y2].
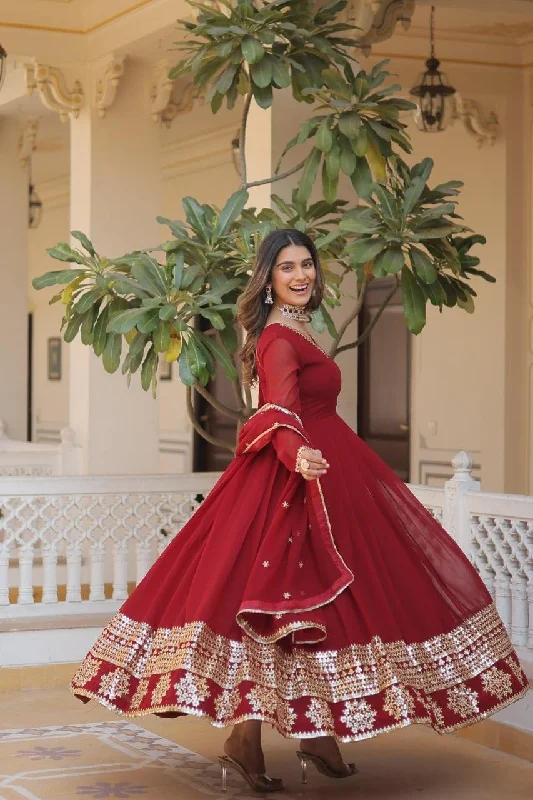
[237, 228, 324, 386]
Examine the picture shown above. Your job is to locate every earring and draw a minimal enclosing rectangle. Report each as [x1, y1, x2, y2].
[265, 284, 273, 305]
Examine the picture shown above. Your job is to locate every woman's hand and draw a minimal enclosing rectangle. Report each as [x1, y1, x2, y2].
[296, 447, 330, 481]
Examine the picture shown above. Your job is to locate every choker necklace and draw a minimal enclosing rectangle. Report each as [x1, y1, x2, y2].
[275, 303, 311, 322]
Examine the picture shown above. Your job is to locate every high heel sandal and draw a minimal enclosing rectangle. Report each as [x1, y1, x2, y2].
[218, 755, 284, 794]
[296, 751, 358, 784]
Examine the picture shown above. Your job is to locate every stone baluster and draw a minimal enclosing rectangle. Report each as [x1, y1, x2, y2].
[527, 581, 533, 650]
[0, 543, 10, 605]
[89, 542, 106, 602]
[494, 574, 512, 635]
[17, 544, 35, 604]
[42, 544, 59, 604]
[136, 541, 152, 585]
[443, 452, 480, 557]
[66, 541, 82, 602]
[510, 574, 528, 646]
[113, 541, 128, 600]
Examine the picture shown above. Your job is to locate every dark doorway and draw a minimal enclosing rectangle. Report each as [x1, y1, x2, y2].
[357, 279, 411, 481]
[193, 320, 240, 472]
[27, 313, 33, 442]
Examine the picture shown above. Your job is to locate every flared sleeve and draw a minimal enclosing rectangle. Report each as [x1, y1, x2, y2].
[258, 336, 309, 472]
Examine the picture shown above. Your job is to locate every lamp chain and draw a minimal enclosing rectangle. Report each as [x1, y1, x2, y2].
[430, 5, 436, 60]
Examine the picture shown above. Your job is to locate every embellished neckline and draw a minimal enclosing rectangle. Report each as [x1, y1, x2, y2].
[267, 322, 330, 359]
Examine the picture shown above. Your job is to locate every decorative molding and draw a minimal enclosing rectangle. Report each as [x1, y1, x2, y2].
[347, 0, 415, 55]
[150, 59, 174, 124]
[150, 60, 206, 127]
[18, 120, 38, 167]
[35, 175, 70, 210]
[452, 95, 500, 147]
[94, 54, 125, 119]
[24, 63, 83, 122]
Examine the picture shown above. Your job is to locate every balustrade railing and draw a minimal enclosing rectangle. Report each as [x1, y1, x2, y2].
[0, 454, 532, 659]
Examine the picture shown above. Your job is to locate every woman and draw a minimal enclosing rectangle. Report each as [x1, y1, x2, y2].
[72, 229, 528, 794]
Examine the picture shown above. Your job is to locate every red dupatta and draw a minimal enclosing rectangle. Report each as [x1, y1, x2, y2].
[234, 404, 353, 644]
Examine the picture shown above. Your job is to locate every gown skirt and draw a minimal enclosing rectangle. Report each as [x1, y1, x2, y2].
[72, 323, 529, 742]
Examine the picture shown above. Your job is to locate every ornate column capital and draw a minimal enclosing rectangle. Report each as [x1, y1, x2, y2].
[452, 95, 500, 147]
[150, 60, 204, 127]
[24, 63, 83, 122]
[94, 55, 126, 119]
[345, 0, 415, 54]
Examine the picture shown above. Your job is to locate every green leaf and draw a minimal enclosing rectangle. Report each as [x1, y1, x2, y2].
[173, 251, 185, 289]
[410, 247, 437, 284]
[141, 347, 157, 391]
[219, 323, 238, 354]
[351, 158, 373, 197]
[159, 304, 178, 321]
[182, 196, 208, 238]
[374, 246, 404, 276]
[322, 68, 351, 101]
[32, 269, 85, 290]
[64, 314, 83, 343]
[322, 160, 339, 203]
[93, 305, 111, 356]
[251, 54, 273, 89]
[242, 36, 264, 64]
[80, 306, 97, 345]
[420, 278, 447, 307]
[199, 308, 225, 330]
[181, 263, 204, 290]
[201, 335, 238, 380]
[252, 82, 273, 109]
[178, 349, 195, 386]
[71, 230, 96, 257]
[403, 177, 426, 216]
[414, 224, 457, 241]
[339, 138, 357, 175]
[102, 333, 122, 373]
[348, 237, 386, 263]
[131, 255, 167, 296]
[185, 336, 207, 377]
[316, 118, 333, 153]
[215, 189, 249, 238]
[107, 307, 152, 333]
[353, 127, 367, 157]
[271, 57, 291, 88]
[297, 147, 322, 204]
[401, 266, 426, 334]
[137, 307, 161, 334]
[325, 144, 341, 180]
[338, 110, 361, 140]
[411, 157, 434, 185]
[215, 64, 238, 95]
[153, 320, 171, 353]
[319, 303, 337, 338]
[47, 243, 87, 265]
[74, 287, 105, 316]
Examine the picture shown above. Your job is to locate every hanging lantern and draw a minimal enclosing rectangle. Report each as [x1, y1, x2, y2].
[0, 43, 7, 94]
[29, 182, 43, 229]
[410, 6, 456, 133]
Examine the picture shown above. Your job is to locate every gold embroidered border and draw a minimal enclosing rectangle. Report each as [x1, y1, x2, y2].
[86, 604, 517, 703]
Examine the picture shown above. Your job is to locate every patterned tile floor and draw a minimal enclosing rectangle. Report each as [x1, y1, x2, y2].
[0, 687, 532, 799]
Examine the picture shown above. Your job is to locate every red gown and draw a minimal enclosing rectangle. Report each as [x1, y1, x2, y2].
[72, 322, 528, 742]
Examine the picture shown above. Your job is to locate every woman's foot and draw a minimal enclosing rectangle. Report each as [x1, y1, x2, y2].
[223, 720, 284, 791]
[299, 736, 355, 776]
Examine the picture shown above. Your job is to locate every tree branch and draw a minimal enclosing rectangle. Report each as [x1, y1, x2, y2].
[193, 381, 245, 421]
[243, 384, 254, 416]
[186, 387, 235, 453]
[239, 87, 254, 188]
[335, 276, 400, 355]
[329, 279, 368, 358]
[245, 158, 307, 190]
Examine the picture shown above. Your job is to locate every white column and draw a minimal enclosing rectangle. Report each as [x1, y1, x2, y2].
[0, 119, 28, 441]
[69, 61, 161, 474]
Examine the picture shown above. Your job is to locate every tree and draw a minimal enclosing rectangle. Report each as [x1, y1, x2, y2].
[33, 0, 493, 454]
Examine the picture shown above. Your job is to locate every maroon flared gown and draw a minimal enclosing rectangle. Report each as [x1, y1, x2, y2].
[72, 322, 528, 742]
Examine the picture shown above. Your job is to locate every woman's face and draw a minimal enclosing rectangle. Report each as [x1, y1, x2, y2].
[270, 244, 316, 308]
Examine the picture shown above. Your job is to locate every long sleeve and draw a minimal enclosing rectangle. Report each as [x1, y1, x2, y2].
[258, 336, 308, 472]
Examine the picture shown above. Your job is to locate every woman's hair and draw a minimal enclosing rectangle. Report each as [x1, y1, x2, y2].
[237, 228, 324, 385]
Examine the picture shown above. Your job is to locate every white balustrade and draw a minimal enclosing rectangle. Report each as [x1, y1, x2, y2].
[0, 419, 82, 476]
[0, 463, 532, 660]
[0, 473, 218, 619]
